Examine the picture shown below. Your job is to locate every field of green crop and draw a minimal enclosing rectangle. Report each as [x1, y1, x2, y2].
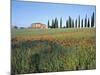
[11, 28, 96, 74]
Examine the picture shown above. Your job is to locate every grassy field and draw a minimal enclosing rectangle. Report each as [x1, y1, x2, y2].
[11, 28, 96, 74]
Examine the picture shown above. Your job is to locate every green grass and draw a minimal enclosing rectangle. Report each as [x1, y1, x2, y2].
[11, 28, 96, 74]
[12, 28, 95, 37]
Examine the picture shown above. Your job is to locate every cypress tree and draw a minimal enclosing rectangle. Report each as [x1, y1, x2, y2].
[55, 18, 58, 28]
[71, 19, 74, 28]
[60, 17, 62, 28]
[84, 15, 87, 28]
[47, 20, 50, 28]
[66, 20, 68, 28]
[57, 18, 58, 28]
[54, 18, 56, 28]
[91, 12, 95, 27]
[52, 19, 55, 28]
[81, 19, 83, 28]
[75, 19, 77, 28]
[73, 20, 74, 28]
[68, 16, 71, 28]
[53, 18, 58, 28]
[78, 15, 80, 28]
[87, 18, 90, 27]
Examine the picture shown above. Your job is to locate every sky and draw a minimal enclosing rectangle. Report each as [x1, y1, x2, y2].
[12, 0, 96, 27]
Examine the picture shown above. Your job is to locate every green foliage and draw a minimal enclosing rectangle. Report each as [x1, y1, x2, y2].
[51, 19, 55, 28]
[75, 19, 77, 28]
[47, 20, 50, 28]
[87, 18, 90, 27]
[46, 12, 95, 29]
[66, 20, 68, 28]
[71, 19, 74, 28]
[11, 28, 96, 74]
[68, 16, 72, 28]
[51, 18, 59, 28]
[78, 15, 80, 28]
[60, 17, 62, 28]
[81, 19, 83, 28]
[55, 17, 58, 28]
[85, 15, 87, 28]
[91, 12, 95, 27]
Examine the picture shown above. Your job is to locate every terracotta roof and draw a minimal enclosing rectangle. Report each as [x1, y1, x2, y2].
[31, 22, 46, 26]
[32, 22, 45, 25]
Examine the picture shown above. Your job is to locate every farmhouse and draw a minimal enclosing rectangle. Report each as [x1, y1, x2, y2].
[31, 22, 47, 29]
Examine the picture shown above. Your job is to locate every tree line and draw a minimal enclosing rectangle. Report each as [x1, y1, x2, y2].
[47, 12, 95, 28]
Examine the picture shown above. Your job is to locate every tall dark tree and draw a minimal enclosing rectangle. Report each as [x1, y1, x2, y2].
[73, 20, 75, 28]
[87, 18, 90, 27]
[47, 20, 50, 28]
[71, 19, 74, 28]
[60, 17, 62, 28]
[57, 18, 58, 28]
[91, 12, 95, 27]
[52, 19, 55, 28]
[78, 15, 80, 28]
[55, 18, 58, 28]
[66, 20, 68, 28]
[68, 16, 71, 28]
[84, 15, 87, 28]
[81, 19, 83, 28]
[75, 19, 77, 28]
